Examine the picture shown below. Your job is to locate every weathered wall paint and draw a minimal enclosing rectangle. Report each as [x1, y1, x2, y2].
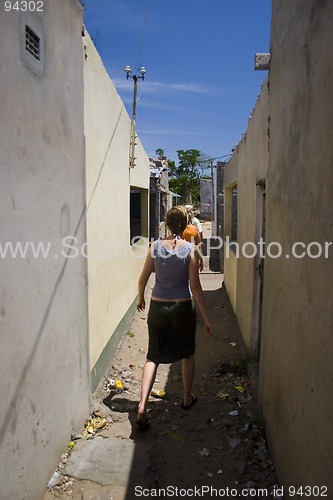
[83, 33, 150, 381]
[261, 0, 333, 490]
[224, 81, 269, 349]
[0, 2, 90, 499]
[223, 0, 333, 490]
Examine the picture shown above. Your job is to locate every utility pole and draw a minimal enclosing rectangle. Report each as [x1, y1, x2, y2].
[124, 65, 146, 168]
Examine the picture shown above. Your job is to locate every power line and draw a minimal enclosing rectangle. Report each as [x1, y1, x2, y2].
[199, 154, 231, 163]
[198, 154, 232, 168]
[108, 67, 129, 75]
[135, 0, 151, 69]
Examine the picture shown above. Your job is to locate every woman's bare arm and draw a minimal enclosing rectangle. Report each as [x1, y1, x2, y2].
[189, 249, 214, 336]
[137, 245, 155, 311]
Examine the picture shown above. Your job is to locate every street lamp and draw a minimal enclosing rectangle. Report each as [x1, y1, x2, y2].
[125, 65, 146, 79]
[124, 65, 146, 168]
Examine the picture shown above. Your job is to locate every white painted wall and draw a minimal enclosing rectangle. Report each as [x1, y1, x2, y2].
[0, 2, 90, 499]
[83, 33, 150, 387]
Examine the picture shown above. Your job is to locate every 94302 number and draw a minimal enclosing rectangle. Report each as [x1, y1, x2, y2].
[4, 1, 44, 12]
[289, 485, 328, 497]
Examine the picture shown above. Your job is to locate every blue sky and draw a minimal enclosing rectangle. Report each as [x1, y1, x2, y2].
[83, 0, 272, 166]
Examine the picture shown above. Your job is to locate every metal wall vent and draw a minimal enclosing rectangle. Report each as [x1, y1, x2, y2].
[25, 25, 40, 61]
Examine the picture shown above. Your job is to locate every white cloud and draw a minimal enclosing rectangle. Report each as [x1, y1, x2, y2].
[139, 128, 212, 136]
[143, 81, 211, 94]
[111, 77, 214, 95]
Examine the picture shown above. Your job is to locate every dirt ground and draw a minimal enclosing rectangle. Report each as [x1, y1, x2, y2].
[44, 243, 279, 500]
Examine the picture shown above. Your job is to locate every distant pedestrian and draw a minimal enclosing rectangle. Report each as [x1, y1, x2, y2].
[183, 220, 201, 245]
[185, 205, 203, 240]
[183, 205, 204, 271]
[136, 205, 213, 429]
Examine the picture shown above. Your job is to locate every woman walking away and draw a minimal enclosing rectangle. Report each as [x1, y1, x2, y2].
[136, 205, 214, 429]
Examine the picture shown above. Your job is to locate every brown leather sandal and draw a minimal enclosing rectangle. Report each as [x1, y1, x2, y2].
[181, 394, 198, 410]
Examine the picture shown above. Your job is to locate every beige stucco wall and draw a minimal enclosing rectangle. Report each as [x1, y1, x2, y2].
[259, 0, 333, 490]
[83, 34, 150, 384]
[0, 2, 90, 499]
[223, 181, 238, 311]
[224, 81, 269, 349]
[223, 0, 333, 490]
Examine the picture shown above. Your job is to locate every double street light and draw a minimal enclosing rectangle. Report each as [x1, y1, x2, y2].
[124, 65, 146, 168]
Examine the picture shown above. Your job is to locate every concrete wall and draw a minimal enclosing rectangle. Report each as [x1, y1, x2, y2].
[83, 34, 150, 391]
[260, 0, 333, 490]
[224, 81, 269, 350]
[0, 2, 90, 499]
[223, 0, 333, 491]
[200, 178, 212, 219]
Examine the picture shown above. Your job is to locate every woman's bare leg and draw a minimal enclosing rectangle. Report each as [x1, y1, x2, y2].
[137, 360, 158, 421]
[182, 355, 195, 407]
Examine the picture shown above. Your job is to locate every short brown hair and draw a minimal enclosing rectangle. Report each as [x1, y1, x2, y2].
[165, 205, 188, 234]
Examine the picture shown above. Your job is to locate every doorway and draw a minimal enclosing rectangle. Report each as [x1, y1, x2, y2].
[251, 181, 266, 360]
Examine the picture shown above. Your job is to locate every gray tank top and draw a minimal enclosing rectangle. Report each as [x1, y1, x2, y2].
[152, 238, 193, 300]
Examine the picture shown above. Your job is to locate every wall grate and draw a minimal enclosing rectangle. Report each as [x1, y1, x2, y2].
[25, 25, 40, 61]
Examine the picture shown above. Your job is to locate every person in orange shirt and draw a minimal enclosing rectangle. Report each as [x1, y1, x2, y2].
[185, 205, 203, 240]
[183, 222, 201, 245]
[183, 206, 203, 270]
[183, 206, 201, 244]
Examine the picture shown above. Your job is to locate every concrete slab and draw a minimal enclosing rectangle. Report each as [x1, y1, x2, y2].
[65, 436, 150, 487]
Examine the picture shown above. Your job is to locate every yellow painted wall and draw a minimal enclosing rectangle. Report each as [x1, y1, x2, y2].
[83, 34, 150, 373]
[224, 82, 269, 349]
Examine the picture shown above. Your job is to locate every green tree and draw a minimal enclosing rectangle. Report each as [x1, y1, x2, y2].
[155, 148, 165, 159]
[155, 147, 175, 170]
[169, 149, 202, 204]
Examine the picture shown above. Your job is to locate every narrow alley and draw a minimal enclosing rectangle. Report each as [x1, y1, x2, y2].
[2, 2, 333, 498]
[44, 228, 279, 500]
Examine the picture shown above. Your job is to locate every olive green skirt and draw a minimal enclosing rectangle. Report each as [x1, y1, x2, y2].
[147, 299, 196, 364]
